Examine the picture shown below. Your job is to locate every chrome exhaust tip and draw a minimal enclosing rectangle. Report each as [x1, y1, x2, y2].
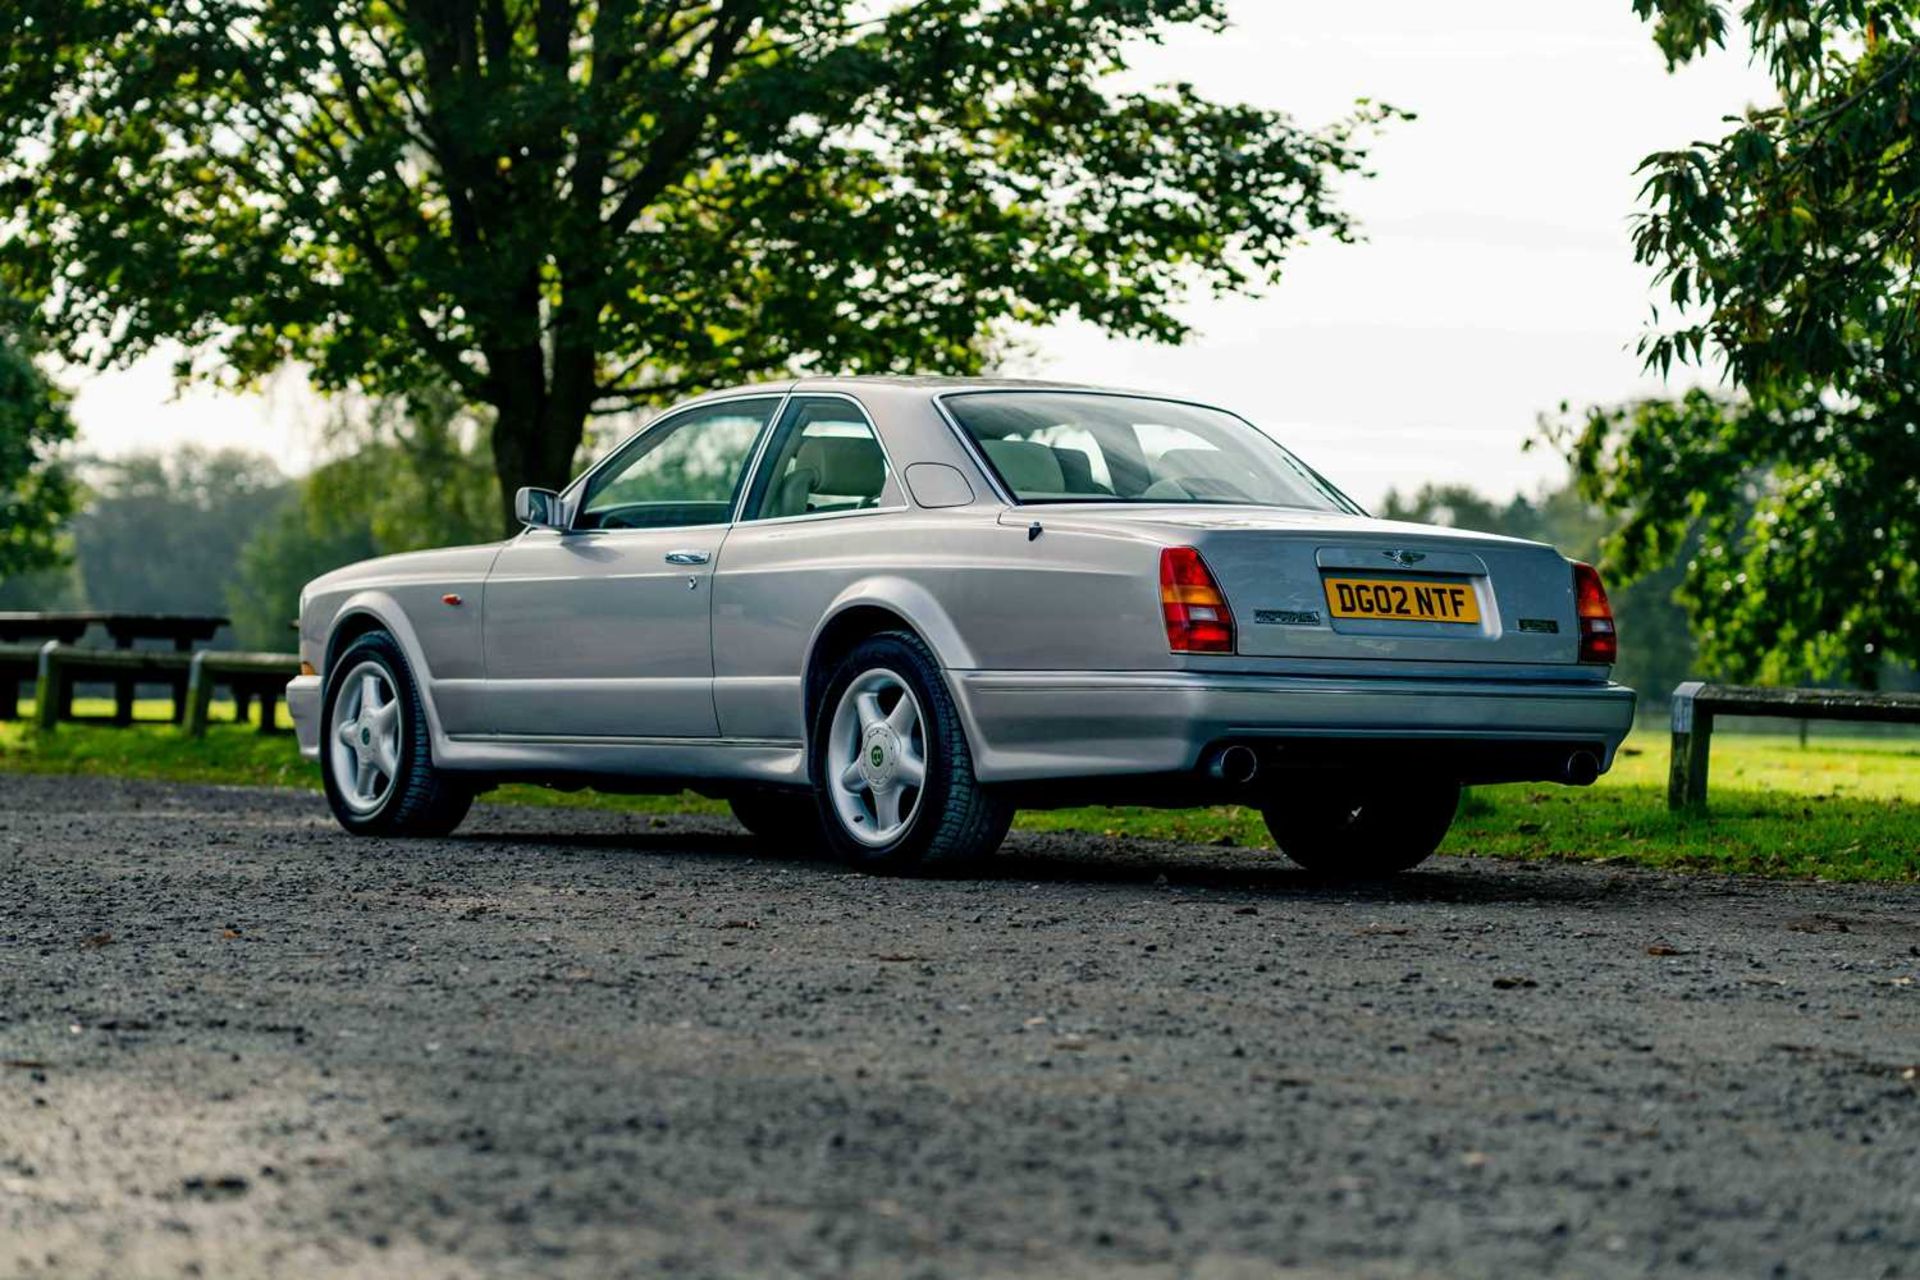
[1561, 750, 1601, 787]
[1208, 744, 1260, 786]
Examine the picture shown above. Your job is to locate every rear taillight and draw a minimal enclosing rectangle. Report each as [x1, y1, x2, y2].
[1573, 562, 1617, 664]
[1160, 547, 1234, 654]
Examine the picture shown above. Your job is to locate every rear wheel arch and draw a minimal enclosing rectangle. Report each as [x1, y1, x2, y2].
[804, 605, 922, 731]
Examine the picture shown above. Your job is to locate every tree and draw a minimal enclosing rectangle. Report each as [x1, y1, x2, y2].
[1557, 3, 1919, 686]
[0, 299, 77, 580]
[1, 2, 1402, 533]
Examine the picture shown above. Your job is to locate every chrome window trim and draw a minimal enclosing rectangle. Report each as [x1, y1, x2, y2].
[929, 387, 1366, 516]
[547, 389, 796, 535]
[732, 389, 909, 524]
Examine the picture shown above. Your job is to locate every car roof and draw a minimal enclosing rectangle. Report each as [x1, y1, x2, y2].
[676, 373, 1157, 406]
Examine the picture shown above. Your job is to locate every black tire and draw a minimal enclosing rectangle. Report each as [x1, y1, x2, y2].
[809, 631, 1012, 874]
[727, 791, 827, 852]
[1260, 776, 1459, 876]
[320, 630, 472, 837]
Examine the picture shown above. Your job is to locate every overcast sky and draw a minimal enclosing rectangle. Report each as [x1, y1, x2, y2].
[65, 1, 1772, 508]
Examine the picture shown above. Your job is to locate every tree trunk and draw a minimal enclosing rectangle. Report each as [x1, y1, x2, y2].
[487, 348, 591, 537]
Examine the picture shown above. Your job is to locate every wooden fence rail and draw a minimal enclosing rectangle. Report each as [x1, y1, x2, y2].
[1668, 681, 1920, 811]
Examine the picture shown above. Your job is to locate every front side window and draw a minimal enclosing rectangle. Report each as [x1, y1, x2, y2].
[575, 397, 782, 530]
[944, 392, 1358, 512]
[742, 396, 891, 521]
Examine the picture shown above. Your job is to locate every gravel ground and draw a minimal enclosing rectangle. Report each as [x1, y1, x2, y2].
[1, 773, 1917, 1280]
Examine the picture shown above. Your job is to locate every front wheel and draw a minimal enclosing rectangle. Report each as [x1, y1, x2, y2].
[321, 631, 472, 837]
[810, 632, 1011, 874]
[1260, 776, 1459, 876]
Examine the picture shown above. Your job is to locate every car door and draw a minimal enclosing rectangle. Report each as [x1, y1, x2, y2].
[480, 395, 785, 738]
[710, 393, 909, 741]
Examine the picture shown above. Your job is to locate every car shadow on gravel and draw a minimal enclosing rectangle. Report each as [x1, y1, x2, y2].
[449, 816, 1670, 909]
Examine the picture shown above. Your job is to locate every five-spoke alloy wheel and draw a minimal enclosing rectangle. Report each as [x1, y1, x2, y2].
[810, 632, 1010, 874]
[330, 661, 403, 816]
[320, 630, 473, 837]
[827, 668, 929, 847]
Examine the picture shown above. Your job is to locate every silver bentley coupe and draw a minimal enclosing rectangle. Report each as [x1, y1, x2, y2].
[288, 379, 1635, 874]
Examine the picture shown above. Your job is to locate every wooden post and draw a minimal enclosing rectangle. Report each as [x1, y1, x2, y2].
[183, 651, 214, 739]
[256, 687, 279, 735]
[169, 636, 193, 723]
[1667, 682, 1713, 812]
[33, 642, 61, 732]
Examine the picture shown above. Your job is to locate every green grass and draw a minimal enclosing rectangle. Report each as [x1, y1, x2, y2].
[3, 699, 1914, 880]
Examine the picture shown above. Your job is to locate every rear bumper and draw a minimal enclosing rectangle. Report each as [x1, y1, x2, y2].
[288, 674, 323, 761]
[950, 670, 1637, 784]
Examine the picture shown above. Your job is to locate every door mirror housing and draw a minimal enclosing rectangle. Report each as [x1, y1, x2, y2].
[514, 487, 565, 530]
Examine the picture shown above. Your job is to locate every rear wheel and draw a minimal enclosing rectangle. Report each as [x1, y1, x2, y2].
[1261, 776, 1459, 876]
[321, 631, 472, 837]
[810, 632, 1011, 874]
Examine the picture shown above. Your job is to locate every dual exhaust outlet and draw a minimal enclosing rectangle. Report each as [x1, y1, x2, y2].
[1202, 745, 1603, 788]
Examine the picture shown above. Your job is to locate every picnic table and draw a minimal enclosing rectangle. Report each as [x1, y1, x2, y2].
[0, 612, 229, 722]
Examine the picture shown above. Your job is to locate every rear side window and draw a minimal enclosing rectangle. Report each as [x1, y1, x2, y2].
[742, 396, 892, 520]
[945, 391, 1357, 512]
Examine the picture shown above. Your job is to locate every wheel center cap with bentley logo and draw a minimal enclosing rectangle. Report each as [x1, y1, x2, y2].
[862, 727, 898, 786]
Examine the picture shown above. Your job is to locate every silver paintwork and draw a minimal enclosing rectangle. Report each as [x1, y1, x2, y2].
[288, 377, 1637, 796]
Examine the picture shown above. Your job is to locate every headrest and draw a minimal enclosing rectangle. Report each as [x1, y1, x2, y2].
[1156, 448, 1238, 482]
[981, 438, 1065, 493]
[796, 435, 886, 496]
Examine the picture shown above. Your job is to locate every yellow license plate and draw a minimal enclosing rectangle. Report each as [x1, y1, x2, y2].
[1324, 577, 1480, 624]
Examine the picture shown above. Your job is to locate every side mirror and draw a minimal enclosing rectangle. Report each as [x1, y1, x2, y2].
[514, 486, 565, 530]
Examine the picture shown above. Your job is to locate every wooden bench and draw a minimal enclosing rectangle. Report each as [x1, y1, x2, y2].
[1668, 682, 1920, 810]
[182, 651, 304, 737]
[0, 612, 228, 723]
[26, 644, 298, 734]
[31, 644, 191, 730]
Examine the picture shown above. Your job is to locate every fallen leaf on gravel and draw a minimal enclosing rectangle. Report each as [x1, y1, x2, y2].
[1054, 1035, 1090, 1051]
[871, 954, 926, 963]
[80, 931, 113, 949]
[716, 919, 758, 930]
[221, 929, 243, 939]
[1646, 944, 1691, 957]
[1491, 976, 1538, 990]
[1024, 1015, 1048, 1027]
[1459, 1151, 1491, 1168]
[1890, 977, 1914, 988]
[1357, 924, 1413, 937]
[4, 1059, 47, 1070]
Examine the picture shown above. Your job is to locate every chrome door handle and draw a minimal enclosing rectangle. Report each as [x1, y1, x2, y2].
[664, 550, 711, 565]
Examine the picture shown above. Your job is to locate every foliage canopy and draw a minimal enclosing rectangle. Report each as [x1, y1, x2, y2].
[1, 0, 1400, 531]
[0, 300, 76, 579]
[1560, 2, 1919, 685]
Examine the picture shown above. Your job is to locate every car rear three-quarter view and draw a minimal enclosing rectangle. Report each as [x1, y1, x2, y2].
[285, 378, 1636, 875]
